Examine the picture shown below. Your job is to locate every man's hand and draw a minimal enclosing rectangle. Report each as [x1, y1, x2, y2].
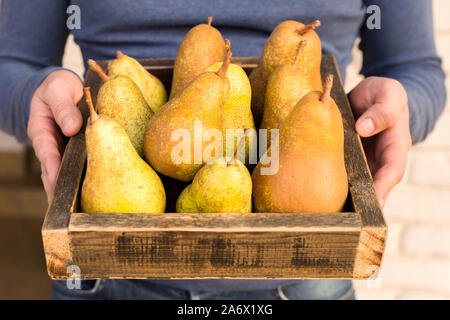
[349, 76, 412, 207]
[28, 70, 84, 203]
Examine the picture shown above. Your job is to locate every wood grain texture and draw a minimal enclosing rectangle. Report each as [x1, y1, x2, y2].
[42, 55, 386, 280]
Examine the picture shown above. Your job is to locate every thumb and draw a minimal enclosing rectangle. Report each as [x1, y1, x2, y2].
[356, 103, 403, 137]
[46, 91, 83, 137]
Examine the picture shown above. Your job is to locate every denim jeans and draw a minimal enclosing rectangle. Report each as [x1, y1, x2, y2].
[51, 279, 355, 300]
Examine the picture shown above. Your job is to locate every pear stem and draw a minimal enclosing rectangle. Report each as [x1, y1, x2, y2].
[88, 59, 110, 82]
[297, 20, 321, 35]
[293, 40, 307, 66]
[217, 50, 232, 79]
[228, 128, 250, 165]
[207, 16, 213, 26]
[84, 87, 99, 122]
[320, 74, 334, 103]
[225, 39, 231, 52]
[116, 50, 125, 59]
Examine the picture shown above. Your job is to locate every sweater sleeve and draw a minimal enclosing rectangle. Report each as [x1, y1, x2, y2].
[0, 0, 70, 142]
[360, 0, 447, 144]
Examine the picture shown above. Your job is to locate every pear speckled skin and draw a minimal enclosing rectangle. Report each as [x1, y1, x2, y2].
[252, 76, 348, 213]
[176, 158, 252, 213]
[81, 90, 166, 214]
[109, 52, 167, 113]
[96, 75, 152, 157]
[144, 71, 230, 182]
[206, 62, 256, 162]
[170, 17, 226, 99]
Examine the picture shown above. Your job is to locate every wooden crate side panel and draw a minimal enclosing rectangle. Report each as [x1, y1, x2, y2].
[66, 212, 361, 279]
[42, 228, 71, 278]
[69, 230, 360, 279]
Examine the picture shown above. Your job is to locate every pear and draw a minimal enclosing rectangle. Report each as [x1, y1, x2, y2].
[109, 51, 168, 113]
[251, 20, 322, 127]
[206, 40, 256, 163]
[144, 51, 232, 182]
[81, 88, 166, 214]
[261, 40, 320, 147]
[176, 133, 252, 213]
[248, 65, 266, 127]
[88, 59, 152, 156]
[261, 20, 322, 85]
[170, 16, 226, 99]
[252, 75, 348, 213]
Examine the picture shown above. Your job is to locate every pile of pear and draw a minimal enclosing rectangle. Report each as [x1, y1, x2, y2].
[80, 17, 347, 215]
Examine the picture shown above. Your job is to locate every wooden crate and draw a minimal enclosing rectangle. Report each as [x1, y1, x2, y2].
[42, 55, 386, 280]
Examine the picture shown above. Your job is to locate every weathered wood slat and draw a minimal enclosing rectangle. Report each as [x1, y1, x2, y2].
[42, 55, 387, 280]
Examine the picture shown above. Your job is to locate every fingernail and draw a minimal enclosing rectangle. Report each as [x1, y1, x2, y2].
[357, 117, 375, 136]
[62, 117, 74, 133]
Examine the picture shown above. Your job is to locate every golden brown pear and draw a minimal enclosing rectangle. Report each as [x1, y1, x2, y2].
[206, 41, 256, 163]
[109, 51, 167, 113]
[170, 16, 226, 99]
[261, 41, 321, 147]
[144, 52, 232, 182]
[81, 88, 166, 214]
[252, 75, 348, 213]
[88, 59, 152, 156]
[261, 20, 322, 86]
[251, 20, 322, 127]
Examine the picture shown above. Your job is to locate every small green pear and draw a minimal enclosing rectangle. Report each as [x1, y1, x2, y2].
[88, 59, 152, 156]
[81, 88, 166, 214]
[206, 40, 256, 163]
[176, 135, 252, 213]
[109, 51, 167, 113]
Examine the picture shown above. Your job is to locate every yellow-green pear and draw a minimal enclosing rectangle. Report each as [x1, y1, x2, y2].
[206, 41, 256, 163]
[170, 16, 226, 99]
[88, 59, 152, 157]
[252, 75, 348, 213]
[176, 136, 252, 213]
[81, 88, 166, 214]
[109, 51, 167, 112]
[144, 52, 232, 182]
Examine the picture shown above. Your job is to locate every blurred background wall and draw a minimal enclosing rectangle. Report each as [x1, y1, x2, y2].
[0, 0, 449, 299]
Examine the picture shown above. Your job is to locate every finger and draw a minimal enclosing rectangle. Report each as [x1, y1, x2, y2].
[40, 164, 53, 204]
[29, 123, 62, 200]
[41, 153, 61, 203]
[372, 141, 408, 206]
[356, 102, 404, 137]
[43, 86, 83, 137]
